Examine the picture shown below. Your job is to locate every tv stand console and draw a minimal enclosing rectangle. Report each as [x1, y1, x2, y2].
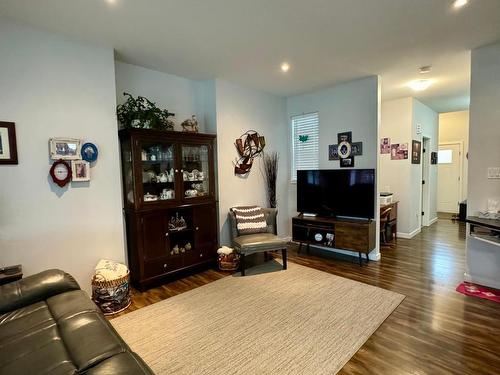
[292, 214, 376, 266]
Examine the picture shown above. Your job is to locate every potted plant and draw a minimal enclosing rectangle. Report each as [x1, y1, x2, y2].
[116, 92, 175, 130]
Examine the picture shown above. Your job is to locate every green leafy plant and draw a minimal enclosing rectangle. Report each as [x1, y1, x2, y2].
[116, 92, 175, 130]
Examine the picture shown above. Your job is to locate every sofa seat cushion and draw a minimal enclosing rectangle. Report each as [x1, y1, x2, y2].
[233, 233, 287, 254]
[0, 289, 148, 375]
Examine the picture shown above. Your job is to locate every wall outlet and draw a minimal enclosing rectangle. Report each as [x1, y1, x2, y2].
[487, 167, 500, 179]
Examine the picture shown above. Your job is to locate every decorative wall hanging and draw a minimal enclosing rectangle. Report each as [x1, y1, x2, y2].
[298, 135, 309, 143]
[116, 92, 175, 130]
[431, 151, 438, 165]
[49, 138, 81, 160]
[81, 142, 98, 162]
[234, 130, 266, 175]
[71, 160, 90, 182]
[328, 144, 339, 160]
[329, 131, 361, 168]
[181, 115, 199, 133]
[411, 140, 422, 164]
[340, 157, 354, 168]
[50, 159, 72, 187]
[380, 138, 391, 154]
[391, 143, 408, 160]
[0, 121, 18, 165]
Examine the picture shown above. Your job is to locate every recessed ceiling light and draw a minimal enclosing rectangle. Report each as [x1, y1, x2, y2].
[281, 62, 290, 73]
[453, 0, 468, 9]
[407, 79, 433, 91]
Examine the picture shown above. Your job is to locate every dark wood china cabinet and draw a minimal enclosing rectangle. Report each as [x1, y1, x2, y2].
[119, 128, 218, 290]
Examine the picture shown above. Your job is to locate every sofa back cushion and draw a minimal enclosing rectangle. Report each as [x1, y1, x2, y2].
[231, 206, 268, 235]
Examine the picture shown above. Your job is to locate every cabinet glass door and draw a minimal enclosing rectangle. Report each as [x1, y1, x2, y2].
[139, 141, 177, 203]
[181, 144, 211, 200]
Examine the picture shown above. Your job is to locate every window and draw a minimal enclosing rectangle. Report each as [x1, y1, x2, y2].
[438, 149, 453, 164]
[291, 112, 319, 182]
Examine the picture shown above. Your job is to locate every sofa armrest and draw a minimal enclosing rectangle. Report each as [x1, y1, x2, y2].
[0, 269, 80, 313]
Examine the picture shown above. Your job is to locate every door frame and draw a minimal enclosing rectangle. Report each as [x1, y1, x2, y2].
[437, 141, 463, 213]
[421, 137, 431, 227]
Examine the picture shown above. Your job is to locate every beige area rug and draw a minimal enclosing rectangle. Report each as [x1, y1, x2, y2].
[112, 261, 404, 375]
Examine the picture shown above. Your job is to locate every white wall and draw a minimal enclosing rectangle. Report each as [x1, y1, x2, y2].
[214, 80, 289, 245]
[439, 111, 469, 201]
[115, 62, 209, 132]
[466, 41, 500, 289]
[286, 76, 381, 260]
[380, 98, 413, 234]
[0, 19, 125, 292]
[380, 97, 438, 237]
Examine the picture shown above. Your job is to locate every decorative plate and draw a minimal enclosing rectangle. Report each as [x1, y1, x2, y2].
[50, 159, 72, 187]
[338, 141, 352, 159]
[81, 142, 98, 162]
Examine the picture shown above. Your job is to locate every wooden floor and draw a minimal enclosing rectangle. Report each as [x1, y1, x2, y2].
[111, 219, 500, 375]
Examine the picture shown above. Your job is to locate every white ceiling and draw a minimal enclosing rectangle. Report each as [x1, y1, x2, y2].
[1, 0, 500, 113]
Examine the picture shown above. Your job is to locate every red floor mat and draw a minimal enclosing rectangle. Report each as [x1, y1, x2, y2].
[456, 282, 500, 303]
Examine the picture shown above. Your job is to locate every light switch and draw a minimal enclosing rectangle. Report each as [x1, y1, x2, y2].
[487, 167, 500, 179]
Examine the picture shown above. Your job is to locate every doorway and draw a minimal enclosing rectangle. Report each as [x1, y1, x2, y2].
[437, 142, 462, 213]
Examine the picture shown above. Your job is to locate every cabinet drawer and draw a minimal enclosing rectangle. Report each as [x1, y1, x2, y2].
[335, 223, 369, 252]
[143, 256, 182, 279]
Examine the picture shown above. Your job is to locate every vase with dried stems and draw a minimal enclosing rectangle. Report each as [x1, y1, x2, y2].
[262, 151, 279, 208]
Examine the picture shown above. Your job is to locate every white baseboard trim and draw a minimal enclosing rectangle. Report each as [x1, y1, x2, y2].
[397, 228, 421, 239]
[428, 217, 438, 226]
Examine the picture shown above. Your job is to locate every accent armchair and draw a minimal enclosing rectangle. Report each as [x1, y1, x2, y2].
[228, 207, 288, 276]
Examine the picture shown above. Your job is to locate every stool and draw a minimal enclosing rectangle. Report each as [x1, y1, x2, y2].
[91, 259, 131, 315]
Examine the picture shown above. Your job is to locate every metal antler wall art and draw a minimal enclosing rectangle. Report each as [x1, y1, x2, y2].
[234, 130, 266, 175]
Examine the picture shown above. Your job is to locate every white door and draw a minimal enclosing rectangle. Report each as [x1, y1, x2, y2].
[437, 143, 461, 213]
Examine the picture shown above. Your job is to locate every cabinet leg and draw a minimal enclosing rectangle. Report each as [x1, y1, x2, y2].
[282, 248, 288, 270]
[240, 254, 246, 276]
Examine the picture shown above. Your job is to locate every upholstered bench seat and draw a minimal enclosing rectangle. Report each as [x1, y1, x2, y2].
[233, 233, 288, 255]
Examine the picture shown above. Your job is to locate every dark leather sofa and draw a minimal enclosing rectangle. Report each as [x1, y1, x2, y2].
[0, 269, 153, 374]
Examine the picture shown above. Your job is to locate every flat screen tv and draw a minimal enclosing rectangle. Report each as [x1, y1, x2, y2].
[297, 169, 375, 219]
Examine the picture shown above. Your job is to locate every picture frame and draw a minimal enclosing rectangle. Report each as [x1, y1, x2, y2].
[431, 151, 438, 165]
[411, 140, 421, 164]
[81, 142, 98, 163]
[49, 138, 81, 160]
[340, 156, 354, 168]
[0, 121, 18, 165]
[328, 144, 339, 160]
[71, 160, 90, 182]
[351, 142, 363, 156]
[337, 131, 352, 144]
[391, 143, 408, 160]
[380, 137, 391, 154]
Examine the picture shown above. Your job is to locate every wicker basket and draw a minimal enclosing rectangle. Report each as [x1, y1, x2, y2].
[91, 260, 131, 315]
[218, 252, 240, 271]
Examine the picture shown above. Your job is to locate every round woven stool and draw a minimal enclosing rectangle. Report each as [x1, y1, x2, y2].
[91, 259, 131, 315]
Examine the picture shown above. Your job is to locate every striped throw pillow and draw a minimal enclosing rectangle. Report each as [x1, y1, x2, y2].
[232, 206, 267, 235]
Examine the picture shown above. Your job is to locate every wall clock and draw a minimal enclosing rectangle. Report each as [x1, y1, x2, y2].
[50, 159, 72, 187]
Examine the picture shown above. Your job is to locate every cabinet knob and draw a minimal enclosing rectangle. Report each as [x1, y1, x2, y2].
[200, 253, 203, 258]
[196, 227, 199, 231]
[175, 169, 179, 173]
[165, 232, 169, 237]
[180, 169, 184, 173]
[163, 263, 167, 268]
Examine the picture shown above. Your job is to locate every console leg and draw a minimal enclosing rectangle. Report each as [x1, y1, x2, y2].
[282, 248, 288, 270]
[306, 243, 310, 254]
[358, 252, 362, 266]
[298, 242, 302, 254]
[240, 254, 246, 276]
[366, 253, 369, 263]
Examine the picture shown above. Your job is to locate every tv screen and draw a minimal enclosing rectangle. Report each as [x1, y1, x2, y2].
[297, 169, 375, 219]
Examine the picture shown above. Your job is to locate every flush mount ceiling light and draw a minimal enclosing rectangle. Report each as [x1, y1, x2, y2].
[453, 0, 468, 9]
[280, 62, 290, 73]
[419, 66, 432, 74]
[407, 79, 433, 92]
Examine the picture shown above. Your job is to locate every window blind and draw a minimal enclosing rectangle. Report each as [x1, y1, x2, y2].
[291, 112, 319, 182]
